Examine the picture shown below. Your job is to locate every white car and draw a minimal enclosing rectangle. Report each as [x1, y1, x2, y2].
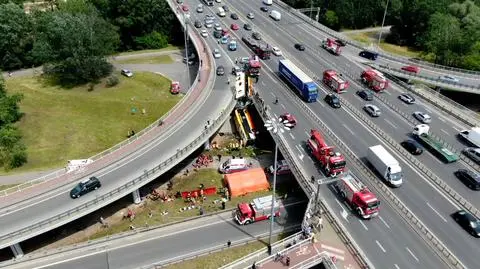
[272, 46, 282, 56]
[213, 49, 221, 58]
[438, 75, 459, 83]
[413, 111, 431, 124]
[247, 12, 254, 19]
[214, 24, 222, 31]
[200, 29, 208, 37]
[363, 104, 381, 117]
[121, 69, 133, 77]
[215, 0, 221, 2]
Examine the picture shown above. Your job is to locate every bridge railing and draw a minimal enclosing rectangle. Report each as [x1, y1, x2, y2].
[0, 1, 209, 199]
[272, 0, 480, 77]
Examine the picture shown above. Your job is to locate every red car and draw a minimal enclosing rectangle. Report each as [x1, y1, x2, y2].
[231, 23, 239, 31]
[181, 4, 189, 12]
[280, 113, 297, 127]
[401, 65, 419, 74]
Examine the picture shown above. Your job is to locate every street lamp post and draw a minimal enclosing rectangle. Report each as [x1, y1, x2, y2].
[182, 13, 191, 85]
[377, 0, 390, 49]
[264, 116, 294, 253]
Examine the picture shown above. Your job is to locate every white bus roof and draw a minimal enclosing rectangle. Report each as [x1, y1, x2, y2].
[280, 59, 313, 84]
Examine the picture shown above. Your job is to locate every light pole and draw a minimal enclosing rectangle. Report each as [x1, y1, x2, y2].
[377, 0, 390, 49]
[182, 12, 191, 85]
[264, 116, 294, 253]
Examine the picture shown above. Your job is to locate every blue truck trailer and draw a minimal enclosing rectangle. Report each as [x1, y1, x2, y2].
[278, 59, 318, 102]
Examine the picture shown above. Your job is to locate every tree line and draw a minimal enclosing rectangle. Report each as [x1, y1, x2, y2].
[285, 0, 480, 70]
[0, 0, 181, 169]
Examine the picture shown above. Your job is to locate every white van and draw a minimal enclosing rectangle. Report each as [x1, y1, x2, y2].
[219, 158, 249, 174]
[263, 0, 273, 5]
[217, 7, 226, 17]
[270, 10, 281, 21]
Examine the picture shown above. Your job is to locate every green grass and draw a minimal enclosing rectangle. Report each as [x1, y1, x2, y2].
[345, 32, 421, 58]
[4, 72, 182, 174]
[0, 184, 19, 191]
[115, 55, 174, 64]
[163, 234, 288, 269]
[86, 167, 286, 241]
[117, 45, 182, 56]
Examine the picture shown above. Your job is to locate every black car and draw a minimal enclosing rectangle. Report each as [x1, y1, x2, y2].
[70, 177, 101, 199]
[260, 6, 269, 12]
[324, 94, 341, 108]
[244, 23, 252, 31]
[231, 13, 239, 20]
[463, 147, 480, 165]
[194, 20, 202, 28]
[222, 5, 229, 12]
[398, 93, 416, 104]
[335, 39, 347, 47]
[356, 90, 373, 101]
[216, 65, 225, 76]
[252, 32, 261, 40]
[359, 50, 378, 60]
[454, 169, 480, 190]
[400, 140, 423, 155]
[294, 43, 305, 51]
[452, 210, 480, 237]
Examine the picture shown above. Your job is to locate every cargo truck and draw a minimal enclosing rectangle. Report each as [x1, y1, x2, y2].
[278, 59, 318, 103]
[234, 195, 280, 225]
[413, 124, 459, 163]
[367, 145, 403, 187]
[336, 173, 380, 219]
[242, 36, 272, 60]
[458, 127, 480, 148]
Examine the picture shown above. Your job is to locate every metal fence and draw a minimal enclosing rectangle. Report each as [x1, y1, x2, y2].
[0, 1, 213, 199]
[272, 0, 480, 77]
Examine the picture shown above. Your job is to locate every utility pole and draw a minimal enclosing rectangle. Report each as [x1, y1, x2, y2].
[183, 13, 191, 85]
[377, 0, 390, 49]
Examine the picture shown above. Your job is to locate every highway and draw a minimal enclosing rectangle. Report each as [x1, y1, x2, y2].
[1, 201, 305, 269]
[183, 2, 452, 269]
[190, 1, 479, 268]
[0, 17, 234, 250]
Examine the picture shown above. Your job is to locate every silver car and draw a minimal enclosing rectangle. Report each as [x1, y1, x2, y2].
[364, 104, 381, 117]
[463, 148, 480, 165]
[213, 49, 221, 58]
[438, 75, 459, 83]
[413, 111, 431, 123]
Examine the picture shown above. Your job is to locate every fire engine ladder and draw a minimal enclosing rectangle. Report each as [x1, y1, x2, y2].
[344, 174, 367, 192]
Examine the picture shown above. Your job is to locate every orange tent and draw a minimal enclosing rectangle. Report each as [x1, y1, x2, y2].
[224, 168, 270, 197]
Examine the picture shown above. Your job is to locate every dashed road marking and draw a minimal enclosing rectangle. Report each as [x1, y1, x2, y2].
[376, 240, 386, 253]
[379, 216, 391, 229]
[384, 119, 398, 129]
[358, 219, 368, 231]
[406, 247, 419, 262]
[426, 202, 448, 222]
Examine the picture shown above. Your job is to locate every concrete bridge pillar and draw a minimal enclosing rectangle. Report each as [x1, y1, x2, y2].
[132, 189, 141, 204]
[10, 243, 23, 258]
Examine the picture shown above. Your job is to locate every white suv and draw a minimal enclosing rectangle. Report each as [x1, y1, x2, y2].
[364, 104, 381, 117]
[413, 111, 431, 123]
[272, 47, 282, 56]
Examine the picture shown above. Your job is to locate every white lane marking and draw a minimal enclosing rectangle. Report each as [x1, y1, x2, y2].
[342, 124, 355, 135]
[452, 126, 461, 132]
[406, 247, 420, 262]
[289, 133, 295, 140]
[321, 244, 345, 255]
[379, 216, 391, 229]
[270, 92, 275, 97]
[273, 113, 278, 119]
[281, 103, 286, 109]
[426, 202, 448, 223]
[394, 264, 400, 269]
[305, 129, 310, 137]
[383, 91, 391, 95]
[384, 118, 398, 129]
[440, 129, 449, 135]
[358, 219, 368, 231]
[438, 117, 446, 123]
[317, 99, 325, 107]
[375, 240, 386, 253]
[424, 107, 432, 113]
[261, 81, 266, 86]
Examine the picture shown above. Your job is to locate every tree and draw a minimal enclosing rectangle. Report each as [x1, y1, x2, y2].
[422, 13, 462, 65]
[31, 5, 119, 85]
[323, 10, 339, 30]
[0, 3, 34, 70]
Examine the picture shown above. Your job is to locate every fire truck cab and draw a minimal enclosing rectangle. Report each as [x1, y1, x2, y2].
[234, 195, 280, 225]
[307, 129, 346, 177]
[323, 70, 349, 93]
[361, 69, 389, 92]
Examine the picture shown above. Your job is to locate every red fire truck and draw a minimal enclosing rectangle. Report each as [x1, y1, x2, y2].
[234, 195, 280, 225]
[361, 69, 389, 92]
[321, 38, 342, 55]
[323, 70, 350, 93]
[336, 173, 380, 219]
[244, 55, 261, 78]
[242, 36, 272, 60]
[307, 129, 346, 177]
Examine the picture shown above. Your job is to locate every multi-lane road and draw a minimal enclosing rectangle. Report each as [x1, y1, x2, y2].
[185, 1, 480, 268]
[2, 201, 305, 269]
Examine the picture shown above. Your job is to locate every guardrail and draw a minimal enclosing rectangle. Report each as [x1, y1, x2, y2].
[0, 2, 211, 200]
[251, 94, 374, 269]
[0, 61, 233, 250]
[370, 64, 480, 92]
[272, 0, 480, 77]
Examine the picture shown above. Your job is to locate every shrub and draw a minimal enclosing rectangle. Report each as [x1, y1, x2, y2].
[106, 75, 120, 87]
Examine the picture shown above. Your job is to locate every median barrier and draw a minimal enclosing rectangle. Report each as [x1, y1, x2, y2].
[0, 3, 215, 205]
[272, 0, 480, 77]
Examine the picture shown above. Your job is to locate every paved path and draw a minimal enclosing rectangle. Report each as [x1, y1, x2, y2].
[341, 25, 391, 34]
[0, 50, 197, 185]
